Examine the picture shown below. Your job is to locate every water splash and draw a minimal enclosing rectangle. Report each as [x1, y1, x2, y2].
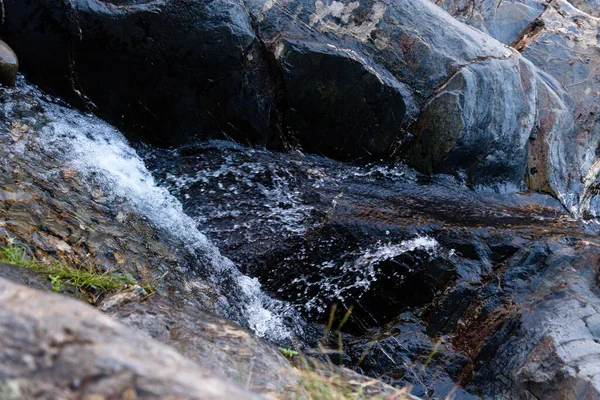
[157, 148, 316, 238]
[9, 79, 294, 341]
[292, 236, 440, 313]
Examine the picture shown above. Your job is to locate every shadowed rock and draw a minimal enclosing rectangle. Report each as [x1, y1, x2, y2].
[0, 0, 577, 190]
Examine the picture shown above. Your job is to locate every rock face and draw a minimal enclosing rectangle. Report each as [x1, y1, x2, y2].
[0, 277, 264, 399]
[0, 40, 18, 87]
[472, 241, 600, 399]
[148, 141, 600, 399]
[0, 78, 223, 314]
[4, 0, 597, 206]
[433, 0, 600, 216]
[108, 295, 300, 397]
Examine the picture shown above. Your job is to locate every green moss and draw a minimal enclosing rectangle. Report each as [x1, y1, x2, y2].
[0, 245, 137, 295]
[279, 347, 300, 358]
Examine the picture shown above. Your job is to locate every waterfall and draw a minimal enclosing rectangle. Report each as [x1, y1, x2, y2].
[8, 78, 295, 341]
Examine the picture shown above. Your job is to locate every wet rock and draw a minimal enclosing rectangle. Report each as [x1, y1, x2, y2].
[566, 0, 600, 16]
[0, 40, 18, 87]
[431, 0, 600, 215]
[149, 141, 600, 399]
[2, 0, 271, 147]
[405, 57, 537, 184]
[270, 36, 408, 159]
[0, 77, 306, 347]
[0, 79, 306, 399]
[0, 277, 263, 399]
[0, 0, 579, 189]
[467, 239, 600, 399]
[347, 321, 476, 399]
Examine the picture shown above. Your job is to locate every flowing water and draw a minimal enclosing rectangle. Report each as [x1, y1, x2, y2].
[8, 77, 600, 399]
[6, 78, 298, 340]
[7, 78, 459, 341]
[142, 142, 470, 322]
[6, 77, 575, 344]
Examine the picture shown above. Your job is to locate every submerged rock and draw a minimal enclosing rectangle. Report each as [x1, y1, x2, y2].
[0, 40, 17, 87]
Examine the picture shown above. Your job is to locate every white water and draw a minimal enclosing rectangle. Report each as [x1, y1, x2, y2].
[162, 154, 314, 237]
[293, 236, 440, 313]
[11, 80, 293, 341]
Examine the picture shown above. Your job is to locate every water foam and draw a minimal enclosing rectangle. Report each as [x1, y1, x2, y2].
[293, 236, 440, 313]
[12, 80, 292, 341]
[159, 151, 315, 237]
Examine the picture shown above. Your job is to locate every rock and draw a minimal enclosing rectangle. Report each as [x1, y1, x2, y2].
[405, 57, 538, 184]
[5, 3, 600, 400]
[149, 140, 600, 399]
[0, 40, 18, 87]
[431, 0, 600, 215]
[2, 0, 280, 149]
[0, 262, 51, 291]
[109, 295, 300, 398]
[0, 277, 264, 399]
[98, 285, 148, 311]
[433, 0, 547, 45]
[0, 0, 583, 193]
[269, 36, 408, 159]
[566, 0, 600, 16]
[465, 239, 600, 399]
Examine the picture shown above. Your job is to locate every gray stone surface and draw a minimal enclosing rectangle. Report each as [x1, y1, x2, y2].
[107, 295, 301, 398]
[0, 277, 264, 399]
[430, 0, 600, 216]
[474, 241, 600, 399]
[0, 0, 586, 198]
[434, 0, 547, 45]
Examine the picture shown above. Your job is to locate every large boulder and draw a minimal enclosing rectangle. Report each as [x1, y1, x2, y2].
[433, 0, 600, 215]
[2, 0, 582, 192]
[1, 0, 407, 159]
[0, 277, 264, 399]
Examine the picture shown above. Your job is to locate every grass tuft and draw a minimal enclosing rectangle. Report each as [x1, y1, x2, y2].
[279, 347, 300, 358]
[0, 245, 137, 296]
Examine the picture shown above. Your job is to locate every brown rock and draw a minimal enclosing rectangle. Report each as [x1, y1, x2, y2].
[0, 40, 17, 87]
[0, 277, 265, 399]
[109, 295, 301, 398]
